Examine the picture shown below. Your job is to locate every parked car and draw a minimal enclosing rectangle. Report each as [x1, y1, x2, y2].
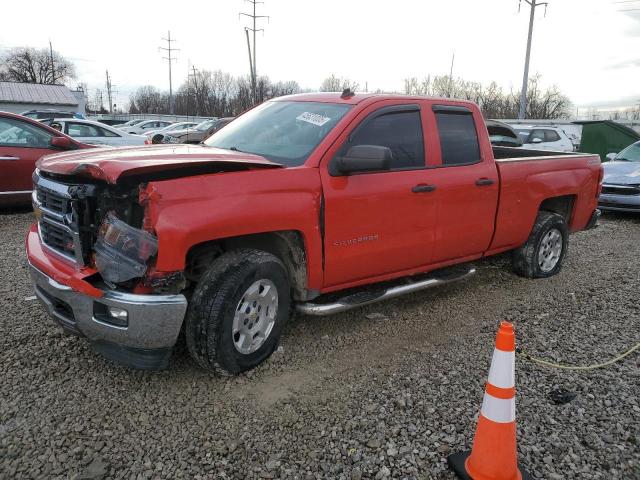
[598, 140, 640, 213]
[0, 111, 93, 206]
[41, 119, 147, 147]
[143, 121, 200, 142]
[122, 120, 174, 135]
[163, 117, 233, 144]
[486, 120, 523, 147]
[21, 109, 85, 120]
[514, 126, 574, 152]
[27, 93, 601, 373]
[95, 119, 131, 127]
[115, 119, 145, 130]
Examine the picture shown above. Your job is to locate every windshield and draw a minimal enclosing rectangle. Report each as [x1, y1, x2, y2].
[614, 142, 640, 162]
[204, 101, 352, 166]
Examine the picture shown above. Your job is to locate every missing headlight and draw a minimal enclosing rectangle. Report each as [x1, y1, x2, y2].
[94, 212, 158, 284]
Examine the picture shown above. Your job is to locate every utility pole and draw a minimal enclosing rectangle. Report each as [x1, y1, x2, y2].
[105, 70, 114, 114]
[49, 40, 55, 84]
[448, 52, 455, 97]
[189, 65, 199, 115]
[244, 28, 256, 101]
[159, 31, 179, 114]
[518, 0, 548, 119]
[241, 0, 268, 103]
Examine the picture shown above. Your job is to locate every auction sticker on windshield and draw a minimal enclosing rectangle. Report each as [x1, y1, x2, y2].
[296, 112, 331, 126]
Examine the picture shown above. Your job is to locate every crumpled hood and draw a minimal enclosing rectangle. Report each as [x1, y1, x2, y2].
[37, 144, 283, 184]
[602, 161, 640, 185]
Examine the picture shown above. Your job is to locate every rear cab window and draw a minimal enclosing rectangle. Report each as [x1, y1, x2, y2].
[433, 106, 481, 166]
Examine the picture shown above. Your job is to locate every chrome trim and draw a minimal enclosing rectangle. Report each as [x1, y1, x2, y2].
[296, 268, 476, 316]
[29, 262, 188, 349]
[0, 156, 20, 161]
[0, 190, 32, 195]
[34, 174, 73, 198]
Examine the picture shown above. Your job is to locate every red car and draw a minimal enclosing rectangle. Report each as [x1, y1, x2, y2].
[0, 111, 92, 206]
[26, 93, 602, 373]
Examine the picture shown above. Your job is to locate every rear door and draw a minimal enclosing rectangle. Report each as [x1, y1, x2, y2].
[0, 116, 56, 201]
[320, 101, 437, 287]
[424, 104, 499, 263]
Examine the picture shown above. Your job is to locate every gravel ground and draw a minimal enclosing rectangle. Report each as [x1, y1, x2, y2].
[1, 210, 639, 480]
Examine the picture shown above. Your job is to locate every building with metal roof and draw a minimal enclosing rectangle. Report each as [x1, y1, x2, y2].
[0, 81, 86, 115]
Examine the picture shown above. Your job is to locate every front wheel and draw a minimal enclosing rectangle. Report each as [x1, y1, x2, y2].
[512, 211, 569, 278]
[185, 249, 290, 375]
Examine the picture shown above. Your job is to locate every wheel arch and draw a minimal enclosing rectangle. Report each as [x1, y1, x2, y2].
[185, 230, 310, 301]
[538, 194, 576, 226]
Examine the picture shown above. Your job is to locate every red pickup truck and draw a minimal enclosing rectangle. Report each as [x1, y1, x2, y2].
[27, 93, 602, 374]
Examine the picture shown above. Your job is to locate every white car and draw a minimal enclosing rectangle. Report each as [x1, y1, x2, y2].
[123, 120, 174, 135]
[514, 126, 575, 152]
[45, 119, 147, 147]
[144, 121, 200, 139]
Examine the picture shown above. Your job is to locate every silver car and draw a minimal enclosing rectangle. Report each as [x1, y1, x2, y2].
[598, 141, 640, 213]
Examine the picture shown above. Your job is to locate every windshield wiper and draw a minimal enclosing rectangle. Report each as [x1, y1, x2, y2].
[229, 146, 244, 152]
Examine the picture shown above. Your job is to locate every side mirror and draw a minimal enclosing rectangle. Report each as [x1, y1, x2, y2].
[605, 152, 618, 162]
[531, 138, 543, 144]
[332, 145, 393, 175]
[50, 136, 73, 149]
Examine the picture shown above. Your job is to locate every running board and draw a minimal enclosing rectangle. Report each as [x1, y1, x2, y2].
[296, 267, 476, 316]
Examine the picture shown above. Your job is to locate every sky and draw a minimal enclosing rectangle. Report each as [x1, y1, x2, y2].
[1, 0, 639, 111]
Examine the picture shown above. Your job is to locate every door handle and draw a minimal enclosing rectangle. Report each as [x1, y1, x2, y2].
[412, 184, 436, 193]
[0, 156, 20, 161]
[475, 178, 495, 186]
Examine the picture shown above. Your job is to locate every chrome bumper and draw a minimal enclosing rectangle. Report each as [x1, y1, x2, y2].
[29, 264, 188, 368]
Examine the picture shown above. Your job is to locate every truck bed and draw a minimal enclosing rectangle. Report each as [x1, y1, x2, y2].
[488, 146, 601, 255]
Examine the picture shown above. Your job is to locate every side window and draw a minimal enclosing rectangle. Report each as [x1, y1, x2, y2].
[434, 111, 480, 166]
[0, 117, 52, 148]
[98, 126, 119, 137]
[529, 129, 546, 142]
[343, 110, 425, 170]
[67, 123, 102, 137]
[544, 130, 561, 142]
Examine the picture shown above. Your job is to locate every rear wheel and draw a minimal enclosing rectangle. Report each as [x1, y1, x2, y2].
[512, 211, 568, 278]
[185, 249, 290, 375]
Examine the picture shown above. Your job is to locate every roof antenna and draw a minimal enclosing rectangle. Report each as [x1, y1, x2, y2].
[341, 88, 355, 99]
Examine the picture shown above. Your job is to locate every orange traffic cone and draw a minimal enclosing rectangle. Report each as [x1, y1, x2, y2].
[447, 321, 533, 480]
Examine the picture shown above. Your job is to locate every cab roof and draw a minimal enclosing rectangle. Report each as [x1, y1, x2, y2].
[273, 92, 478, 108]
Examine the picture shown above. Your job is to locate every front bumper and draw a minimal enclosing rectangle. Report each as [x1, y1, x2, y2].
[598, 193, 640, 213]
[29, 262, 188, 369]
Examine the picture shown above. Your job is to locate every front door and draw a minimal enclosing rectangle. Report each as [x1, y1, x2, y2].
[320, 102, 437, 288]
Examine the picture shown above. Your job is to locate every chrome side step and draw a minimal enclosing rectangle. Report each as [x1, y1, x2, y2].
[296, 267, 476, 316]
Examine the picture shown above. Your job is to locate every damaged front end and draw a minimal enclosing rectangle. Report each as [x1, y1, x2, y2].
[32, 169, 184, 295]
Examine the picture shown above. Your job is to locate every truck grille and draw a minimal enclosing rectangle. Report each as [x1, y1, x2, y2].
[601, 184, 640, 196]
[33, 172, 84, 264]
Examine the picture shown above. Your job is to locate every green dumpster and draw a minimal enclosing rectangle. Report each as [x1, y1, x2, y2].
[574, 120, 640, 162]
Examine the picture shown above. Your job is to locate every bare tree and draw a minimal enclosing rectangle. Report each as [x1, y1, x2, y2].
[404, 73, 571, 119]
[0, 47, 76, 85]
[319, 75, 359, 92]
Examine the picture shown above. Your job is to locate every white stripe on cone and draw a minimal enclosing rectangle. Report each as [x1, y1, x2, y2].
[480, 392, 516, 423]
[487, 349, 515, 389]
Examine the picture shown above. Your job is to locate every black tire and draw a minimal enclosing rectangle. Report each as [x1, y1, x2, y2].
[185, 249, 290, 375]
[512, 211, 569, 278]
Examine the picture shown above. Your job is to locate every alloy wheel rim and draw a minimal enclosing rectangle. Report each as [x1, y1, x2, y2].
[538, 228, 563, 272]
[232, 279, 278, 354]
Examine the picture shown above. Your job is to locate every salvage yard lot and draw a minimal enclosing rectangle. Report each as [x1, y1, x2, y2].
[1, 210, 639, 480]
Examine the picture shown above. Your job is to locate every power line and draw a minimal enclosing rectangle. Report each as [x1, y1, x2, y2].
[159, 31, 179, 115]
[518, 0, 549, 120]
[240, 0, 269, 102]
